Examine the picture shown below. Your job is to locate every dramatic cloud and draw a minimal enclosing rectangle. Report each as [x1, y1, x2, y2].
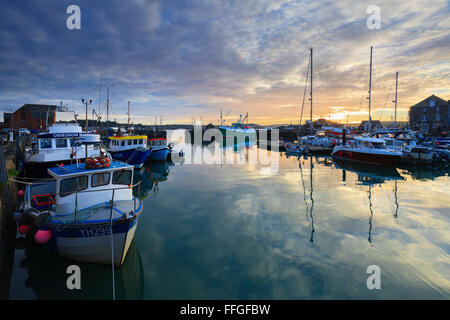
[0, 0, 448, 125]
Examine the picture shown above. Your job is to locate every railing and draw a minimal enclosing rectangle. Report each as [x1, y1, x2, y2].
[10, 176, 142, 223]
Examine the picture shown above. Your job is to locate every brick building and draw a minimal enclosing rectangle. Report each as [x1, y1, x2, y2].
[4, 104, 57, 130]
[409, 95, 449, 133]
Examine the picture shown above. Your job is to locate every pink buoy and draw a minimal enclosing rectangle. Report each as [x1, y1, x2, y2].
[17, 190, 24, 198]
[34, 228, 52, 244]
[18, 224, 30, 235]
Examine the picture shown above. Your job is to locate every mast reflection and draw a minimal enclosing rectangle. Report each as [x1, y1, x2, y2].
[334, 160, 404, 243]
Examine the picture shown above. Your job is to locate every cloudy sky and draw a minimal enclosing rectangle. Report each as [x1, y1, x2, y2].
[0, 0, 448, 125]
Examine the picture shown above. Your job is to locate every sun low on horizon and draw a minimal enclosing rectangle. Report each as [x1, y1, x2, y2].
[0, 0, 448, 126]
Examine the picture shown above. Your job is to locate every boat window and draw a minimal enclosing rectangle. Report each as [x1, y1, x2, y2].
[91, 172, 111, 187]
[40, 139, 52, 149]
[139, 139, 143, 144]
[69, 138, 76, 147]
[55, 138, 68, 148]
[133, 139, 137, 145]
[121, 141, 125, 146]
[128, 140, 132, 145]
[112, 170, 132, 185]
[60, 175, 88, 197]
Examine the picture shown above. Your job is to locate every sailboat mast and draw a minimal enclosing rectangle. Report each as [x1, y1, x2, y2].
[368, 46, 373, 131]
[394, 72, 398, 129]
[310, 47, 313, 136]
[127, 101, 130, 128]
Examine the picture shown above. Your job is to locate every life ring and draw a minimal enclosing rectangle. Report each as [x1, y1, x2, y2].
[331, 139, 336, 145]
[85, 156, 111, 169]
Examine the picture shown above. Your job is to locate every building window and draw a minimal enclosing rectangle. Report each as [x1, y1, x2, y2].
[55, 138, 68, 148]
[60, 175, 88, 197]
[40, 139, 52, 149]
[429, 100, 435, 107]
[91, 172, 111, 187]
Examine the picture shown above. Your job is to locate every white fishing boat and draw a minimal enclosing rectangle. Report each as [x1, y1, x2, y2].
[24, 123, 101, 175]
[15, 157, 143, 267]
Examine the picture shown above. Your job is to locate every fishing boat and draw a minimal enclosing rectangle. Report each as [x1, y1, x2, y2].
[107, 135, 151, 168]
[218, 113, 257, 144]
[15, 157, 143, 267]
[148, 137, 170, 161]
[332, 136, 402, 165]
[24, 123, 101, 176]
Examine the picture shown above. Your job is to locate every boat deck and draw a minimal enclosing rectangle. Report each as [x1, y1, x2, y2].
[51, 199, 141, 224]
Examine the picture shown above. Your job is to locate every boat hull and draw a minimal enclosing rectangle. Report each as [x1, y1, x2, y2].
[109, 148, 151, 168]
[332, 148, 401, 166]
[148, 147, 169, 161]
[47, 207, 142, 267]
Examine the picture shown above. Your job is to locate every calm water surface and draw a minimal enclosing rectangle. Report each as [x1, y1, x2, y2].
[2, 143, 449, 299]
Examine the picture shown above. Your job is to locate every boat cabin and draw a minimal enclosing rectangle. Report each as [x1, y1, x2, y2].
[44, 161, 135, 215]
[108, 135, 148, 151]
[148, 137, 167, 148]
[353, 136, 388, 149]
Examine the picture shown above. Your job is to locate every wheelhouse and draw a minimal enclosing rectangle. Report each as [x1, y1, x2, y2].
[47, 161, 135, 214]
[148, 137, 167, 148]
[108, 135, 148, 151]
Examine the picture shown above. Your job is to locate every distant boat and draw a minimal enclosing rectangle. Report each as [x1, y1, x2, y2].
[218, 113, 257, 143]
[148, 137, 170, 161]
[108, 135, 151, 168]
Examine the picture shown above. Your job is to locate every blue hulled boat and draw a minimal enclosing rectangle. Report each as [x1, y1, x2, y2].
[108, 135, 151, 168]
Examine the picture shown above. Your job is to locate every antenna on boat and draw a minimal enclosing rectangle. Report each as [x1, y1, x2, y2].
[103, 84, 113, 126]
[127, 101, 130, 128]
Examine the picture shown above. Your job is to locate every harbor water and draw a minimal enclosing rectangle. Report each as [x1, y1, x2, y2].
[2, 142, 449, 299]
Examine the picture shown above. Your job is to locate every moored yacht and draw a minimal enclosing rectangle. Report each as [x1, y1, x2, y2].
[332, 136, 402, 166]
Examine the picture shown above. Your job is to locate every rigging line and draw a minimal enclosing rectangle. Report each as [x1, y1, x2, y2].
[356, 95, 364, 122]
[299, 55, 311, 128]
[378, 75, 395, 121]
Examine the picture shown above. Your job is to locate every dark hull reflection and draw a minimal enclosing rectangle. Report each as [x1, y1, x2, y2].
[133, 161, 171, 197]
[333, 159, 404, 185]
[18, 239, 144, 300]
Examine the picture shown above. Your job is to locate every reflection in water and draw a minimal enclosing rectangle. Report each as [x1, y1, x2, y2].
[14, 239, 144, 299]
[4, 143, 449, 300]
[134, 161, 172, 197]
[298, 157, 315, 243]
[334, 160, 405, 244]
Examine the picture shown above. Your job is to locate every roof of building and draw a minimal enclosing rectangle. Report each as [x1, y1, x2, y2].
[410, 95, 448, 108]
[17, 104, 58, 113]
